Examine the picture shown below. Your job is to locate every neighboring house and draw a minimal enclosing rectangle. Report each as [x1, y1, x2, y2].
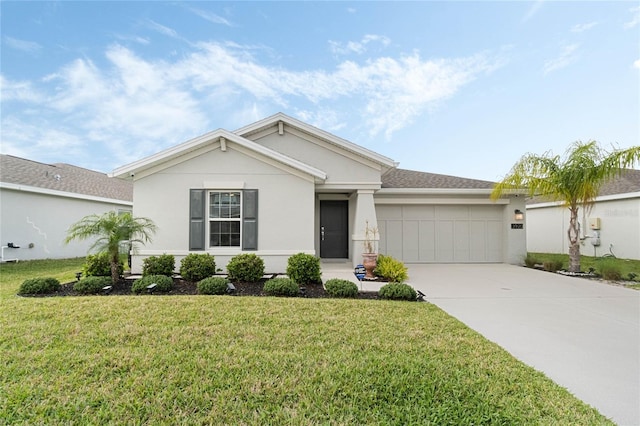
[0, 155, 133, 262]
[111, 113, 526, 273]
[526, 169, 640, 260]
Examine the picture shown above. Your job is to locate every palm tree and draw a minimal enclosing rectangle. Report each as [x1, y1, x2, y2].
[491, 141, 639, 272]
[65, 211, 157, 284]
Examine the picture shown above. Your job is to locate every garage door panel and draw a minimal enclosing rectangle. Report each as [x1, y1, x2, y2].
[376, 205, 503, 263]
[436, 220, 454, 262]
[419, 220, 436, 261]
[454, 221, 470, 261]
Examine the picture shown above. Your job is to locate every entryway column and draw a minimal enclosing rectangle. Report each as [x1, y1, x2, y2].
[351, 189, 379, 268]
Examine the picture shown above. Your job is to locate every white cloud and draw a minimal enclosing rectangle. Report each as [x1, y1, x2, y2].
[634, 59, 640, 69]
[0, 75, 43, 103]
[624, 6, 640, 29]
[543, 43, 580, 75]
[3, 36, 42, 53]
[522, 0, 544, 23]
[2, 41, 501, 167]
[189, 7, 233, 26]
[144, 19, 180, 38]
[329, 34, 391, 56]
[571, 22, 597, 33]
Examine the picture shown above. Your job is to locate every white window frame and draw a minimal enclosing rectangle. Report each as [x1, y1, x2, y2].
[208, 190, 242, 248]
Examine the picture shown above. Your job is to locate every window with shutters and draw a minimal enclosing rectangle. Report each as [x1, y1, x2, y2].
[209, 191, 241, 247]
[190, 188, 257, 251]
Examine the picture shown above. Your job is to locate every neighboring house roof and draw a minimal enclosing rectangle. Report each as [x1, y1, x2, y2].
[527, 168, 640, 205]
[381, 168, 495, 189]
[0, 154, 133, 202]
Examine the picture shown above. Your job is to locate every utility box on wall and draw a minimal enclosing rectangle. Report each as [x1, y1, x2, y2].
[589, 217, 601, 230]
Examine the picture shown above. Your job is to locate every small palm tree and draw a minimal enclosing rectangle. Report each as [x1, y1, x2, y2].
[65, 211, 157, 284]
[491, 141, 639, 272]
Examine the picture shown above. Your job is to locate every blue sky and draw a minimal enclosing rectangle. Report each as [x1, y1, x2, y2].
[1, 1, 638, 181]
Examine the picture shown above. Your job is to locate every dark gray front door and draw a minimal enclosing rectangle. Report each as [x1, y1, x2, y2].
[320, 200, 348, 258]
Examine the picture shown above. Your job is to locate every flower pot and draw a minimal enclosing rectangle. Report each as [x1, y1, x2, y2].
[362, 253, 378, 279]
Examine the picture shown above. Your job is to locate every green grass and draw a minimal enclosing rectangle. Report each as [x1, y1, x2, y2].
[0, 259, 612, 425]
[529, 252, 640, 284]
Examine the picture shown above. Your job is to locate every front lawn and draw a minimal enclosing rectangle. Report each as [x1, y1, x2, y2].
[0, 259, 611, 424]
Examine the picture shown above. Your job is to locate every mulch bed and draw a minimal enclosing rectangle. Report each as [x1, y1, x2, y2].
[27, 276, 380, 299]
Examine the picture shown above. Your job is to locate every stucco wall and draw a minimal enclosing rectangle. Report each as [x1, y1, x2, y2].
[526, 196, 640, 260]
[0, 188, 131, 261]
[253, 131, 382, 184]
[130, 145, 316, 273]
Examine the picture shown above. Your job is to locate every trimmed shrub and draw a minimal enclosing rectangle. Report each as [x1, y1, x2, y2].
[263, 277, 299, 297]
[142, 254, 175, 277]
[131, 275, 174, 294]
[379, 282, 417, 301]
[324, 278, 358, 298]
[286, 253, 321, 285]
[83, 252, 124, 277]
[543, 260, 563, 272]
[74, 276, 112, 295]
[374, 254, 408, 282]
[226, 253, 265, 283]
[198, 276, 231, 295]
[18, 277, 61, 295]
[180, 253, 216, 282]
[523, 253, 538, 268]
[599, 261, 622, 281]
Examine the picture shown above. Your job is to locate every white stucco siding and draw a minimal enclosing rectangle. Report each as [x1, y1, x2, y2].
[527, 196, 640, 260]
[130, 146, 316, 273]
[0, 188, 131, 261]
[253, 132, 382, 184]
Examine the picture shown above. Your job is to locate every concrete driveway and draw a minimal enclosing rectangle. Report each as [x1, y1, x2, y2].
[405, 264, 639, 426]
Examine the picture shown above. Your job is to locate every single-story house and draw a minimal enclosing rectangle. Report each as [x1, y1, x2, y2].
[0, 154, 133, 262]
[526, 169, 640, 260]
[111, 113, 526, 273]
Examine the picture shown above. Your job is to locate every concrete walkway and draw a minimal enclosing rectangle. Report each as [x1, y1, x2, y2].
[321, 262, 640, 426]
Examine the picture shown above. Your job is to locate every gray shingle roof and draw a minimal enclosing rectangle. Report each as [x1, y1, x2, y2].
[0, 155, 133, 202]
[527, 168, 640, 204]
[381, 168, 495, 189]
[598, 169, 640, 196]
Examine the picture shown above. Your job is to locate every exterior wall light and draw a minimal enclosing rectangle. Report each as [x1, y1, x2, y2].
[514, 209, 524, 221]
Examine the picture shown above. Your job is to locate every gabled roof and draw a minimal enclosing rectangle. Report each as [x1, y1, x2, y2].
[381, 168, 495, 189]
[0, 154, 132, 202]
[235, 112, 398, 170]
[110, 127, 327, 180]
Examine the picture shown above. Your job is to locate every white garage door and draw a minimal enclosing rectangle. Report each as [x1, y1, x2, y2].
[376, 205, 504, 263]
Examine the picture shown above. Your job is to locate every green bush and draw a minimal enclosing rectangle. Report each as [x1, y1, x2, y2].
[524, 253, 539, 268]
[599, 261, 622, 281]
[226, 253, 265, 283]
[180, 253, 216, 282]
[263, 277, 299, 297]
[379, 282, 417, 301]
[543, 260, 563, 272]
[324, 278, 358, 298]
[197, 276, 230, 295]
[74, 276, 112, 295]
[374, 254, 408, 282]
[142, 254, 175, 277]
[132, 275, 174, 294]
[286, 253, 321, 285]
[18, 277, 61, 295]
[83, 252, 124, 277]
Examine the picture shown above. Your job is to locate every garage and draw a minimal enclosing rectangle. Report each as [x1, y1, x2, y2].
[376, 204, 504, 263]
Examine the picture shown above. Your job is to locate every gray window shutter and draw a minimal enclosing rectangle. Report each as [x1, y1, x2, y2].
[242, 189, 258, 250]
[189, 189, 206, 250]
